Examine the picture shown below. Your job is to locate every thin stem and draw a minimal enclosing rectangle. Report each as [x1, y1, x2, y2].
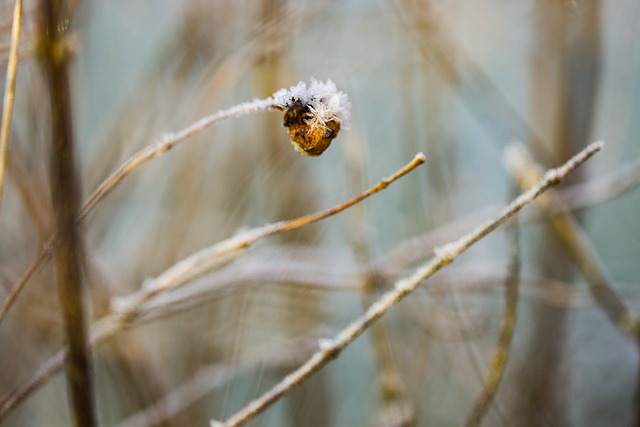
[38, 0, 96, 425]
[0, 98, 279, 326]
[210, 142, 603, 427]
[0, 0, 22, 210]
[79, 98, 279, 219]
[0, 241, 50, 323]
[0, 153, 425, 421]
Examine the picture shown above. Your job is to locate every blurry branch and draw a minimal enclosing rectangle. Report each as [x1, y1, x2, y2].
[38, 0, 96, 425]
[343, 128, 414, 425]
[505, 142, 640, 338]
[464, 217, 520, 427]
[133, 252, 621, 325]
[395, 0, 548, 158]
[401, 297, 488, 341]
[0, 0, 22, 211]
[0, 97, 280, 325]
[115, 347, 311, 427]
[554, 156, 640, 211]
[210, 142, 603, 427]
[0, 153, 425, 421]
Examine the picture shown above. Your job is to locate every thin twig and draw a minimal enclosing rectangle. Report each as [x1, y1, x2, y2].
[0, 242, 49, 323]
[109, 153, 426, 313]
[0, 0, 22, 210]
[210, 142, 604, 427]
[38, 0, 97, 425]
[0, 98, 279, 326]
[0, 153, 425, 421]
[464, 215, 520, 427]
[505, 142, 640, 338]
[79, 98, 279, 219]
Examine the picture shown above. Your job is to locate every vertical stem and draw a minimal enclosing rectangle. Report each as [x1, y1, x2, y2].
[38, 1, 98, 426]
[0, 0, 22, 210]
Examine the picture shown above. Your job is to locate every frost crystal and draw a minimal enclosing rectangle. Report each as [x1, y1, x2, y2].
[273, 78, 351, 130]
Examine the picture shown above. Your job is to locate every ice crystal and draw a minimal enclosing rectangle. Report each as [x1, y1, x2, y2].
[273, 78, 351, 131]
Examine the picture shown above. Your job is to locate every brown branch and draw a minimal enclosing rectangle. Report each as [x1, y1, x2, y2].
[38, 1, 97, 426]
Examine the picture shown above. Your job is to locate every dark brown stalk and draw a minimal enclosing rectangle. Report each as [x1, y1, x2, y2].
[38, 1, 97, 426]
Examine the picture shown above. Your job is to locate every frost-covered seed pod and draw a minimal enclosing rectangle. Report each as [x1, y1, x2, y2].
[272, 78, 351, 156]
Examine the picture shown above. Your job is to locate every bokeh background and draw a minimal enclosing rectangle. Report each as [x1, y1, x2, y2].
[1, 1, 640, 426]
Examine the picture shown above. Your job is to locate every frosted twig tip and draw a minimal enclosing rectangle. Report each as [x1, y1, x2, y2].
[589, 140, 605, 151]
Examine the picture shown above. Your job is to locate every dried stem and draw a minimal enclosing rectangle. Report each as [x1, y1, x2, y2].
[0, 98, 279, 326]
[210, 142, 604, 427]
[79, 98, 279, 219]
[464, 216, 520, 427]
[0, 153, 425, 421]
[0, 0, 22, 210]
[38, 0, 96, 425]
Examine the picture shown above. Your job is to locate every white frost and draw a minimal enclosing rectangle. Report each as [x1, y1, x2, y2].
[272, 78, 352, 130]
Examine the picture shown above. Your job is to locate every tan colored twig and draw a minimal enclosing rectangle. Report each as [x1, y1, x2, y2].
[505, 142, 640, 338]
[210, 142, 604, 427]
[0, 98, 279, 326]
[0, 0, 22, 211]
[0, 153, 425, 421]
[464, 217, 520, 427]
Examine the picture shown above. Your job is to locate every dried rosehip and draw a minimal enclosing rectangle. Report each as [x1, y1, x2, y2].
[283, 101, 341, 156]
[272, 78, 351, 156]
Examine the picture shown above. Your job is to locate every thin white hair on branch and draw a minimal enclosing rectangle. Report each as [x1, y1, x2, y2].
[210, 141, 604, 427]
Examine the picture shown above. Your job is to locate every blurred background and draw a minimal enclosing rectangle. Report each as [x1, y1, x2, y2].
[1, 0, 640, 426]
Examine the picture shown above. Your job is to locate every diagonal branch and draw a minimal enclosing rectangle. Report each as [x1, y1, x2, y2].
[210, 142, 604, 427]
